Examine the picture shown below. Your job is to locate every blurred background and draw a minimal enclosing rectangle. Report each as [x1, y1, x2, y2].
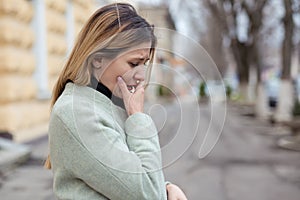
[0, 0, 300, 199]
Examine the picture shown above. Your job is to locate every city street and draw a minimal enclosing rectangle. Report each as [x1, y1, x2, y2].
[159, 101, 300, 200]
[1, 0, 299, 200]
[0, 101, 300, 200]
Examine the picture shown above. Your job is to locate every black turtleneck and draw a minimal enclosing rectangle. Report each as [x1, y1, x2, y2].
[89, 75, 112, 99]
[89, 76, 125, 109]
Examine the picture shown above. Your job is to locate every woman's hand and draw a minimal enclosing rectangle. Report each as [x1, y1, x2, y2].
[117, 76, 144, 115]
[166, 183, 188, 200]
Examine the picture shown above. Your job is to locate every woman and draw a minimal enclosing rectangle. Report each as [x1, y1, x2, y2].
[45, 3, 187, 200]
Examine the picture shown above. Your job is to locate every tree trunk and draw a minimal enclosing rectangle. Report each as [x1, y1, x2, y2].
[231, 39, 251, 102]
[231, 39, 250, 84]
[275, 0, 294, 122]
[239, 82, 250, 103]
[275, 80, 294, 122]
[250, 42, 269, 117]
[255, 83, 269, 119]
[203, 16, 227, 76]
[281, 0, 294, 80]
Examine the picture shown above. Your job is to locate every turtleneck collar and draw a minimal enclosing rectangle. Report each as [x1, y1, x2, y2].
[89, 75, 112, 99]
[89, 76, 125, 109]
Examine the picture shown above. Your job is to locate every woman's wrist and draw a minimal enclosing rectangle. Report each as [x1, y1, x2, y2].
[128, 110, 143, 115]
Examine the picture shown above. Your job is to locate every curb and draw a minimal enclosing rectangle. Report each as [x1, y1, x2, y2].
[0, 138, 31, 174]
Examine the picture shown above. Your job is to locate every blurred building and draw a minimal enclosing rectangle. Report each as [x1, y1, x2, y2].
[0, 0, 179, 142]
[138, 3, 178, 100]
[0, 0, 95, 142]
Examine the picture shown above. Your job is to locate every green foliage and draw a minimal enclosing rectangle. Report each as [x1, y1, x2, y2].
[225, 84, 232, 99]
[199, 82, 206, 97]
[231, 93, 242, 101]
[157, 85, 172, 97]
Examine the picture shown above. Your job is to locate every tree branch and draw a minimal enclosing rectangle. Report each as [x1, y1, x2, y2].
[204, 0, 230, 36]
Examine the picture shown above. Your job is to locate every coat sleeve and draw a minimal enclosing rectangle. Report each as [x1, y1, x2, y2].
[52, 112, 167, 200]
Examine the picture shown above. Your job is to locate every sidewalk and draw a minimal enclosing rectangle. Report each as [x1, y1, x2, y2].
[0, 136, 54, 200]
[161, 102, 300, 200]
[0, 102, 300, 200]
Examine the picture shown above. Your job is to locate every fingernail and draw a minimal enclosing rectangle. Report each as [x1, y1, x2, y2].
[117, 76, 122, 82]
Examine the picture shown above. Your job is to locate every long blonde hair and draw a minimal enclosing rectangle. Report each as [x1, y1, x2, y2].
[44, 3, 156, 169]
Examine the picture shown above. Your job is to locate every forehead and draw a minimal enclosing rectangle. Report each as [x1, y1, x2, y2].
[122, 42, 151, 58]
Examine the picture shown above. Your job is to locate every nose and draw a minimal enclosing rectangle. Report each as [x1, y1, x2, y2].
[134, 65, 146, 81]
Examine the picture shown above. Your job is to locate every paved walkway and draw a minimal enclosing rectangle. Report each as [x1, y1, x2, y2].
[0, 102, 300, 200]
[0, 136, 54, 200]
[160, 102, 300, 200]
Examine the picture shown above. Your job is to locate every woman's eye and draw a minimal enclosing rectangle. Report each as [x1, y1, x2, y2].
[129, 62, 139, 67]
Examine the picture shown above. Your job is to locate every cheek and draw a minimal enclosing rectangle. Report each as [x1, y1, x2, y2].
[110, 61, 130, 77]
[109, 63, 134, 83]
[101, 62, 126, 80]
[100, 63, 133, 94]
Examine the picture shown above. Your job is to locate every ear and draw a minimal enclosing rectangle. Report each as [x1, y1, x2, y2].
[92, 57, 102, 69]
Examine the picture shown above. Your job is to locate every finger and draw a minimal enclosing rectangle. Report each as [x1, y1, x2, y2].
[136, 80, 145, 90]
[117, 76, 130, 95]
[167, 194, 176, 200]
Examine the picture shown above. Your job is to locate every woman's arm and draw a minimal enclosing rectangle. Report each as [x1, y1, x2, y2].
[51, 111, 167, 200]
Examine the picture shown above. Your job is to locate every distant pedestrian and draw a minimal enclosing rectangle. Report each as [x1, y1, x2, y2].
[44, 2, 187, 200]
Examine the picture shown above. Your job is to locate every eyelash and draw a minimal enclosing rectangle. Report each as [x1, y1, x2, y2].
[129, 62, 139, 67]
[129, 62, 149, 68]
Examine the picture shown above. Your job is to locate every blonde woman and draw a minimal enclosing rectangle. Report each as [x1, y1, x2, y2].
[45, 3, 187, 200]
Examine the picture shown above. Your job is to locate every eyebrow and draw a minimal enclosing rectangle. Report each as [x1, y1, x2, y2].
[130, 57, 150, 61]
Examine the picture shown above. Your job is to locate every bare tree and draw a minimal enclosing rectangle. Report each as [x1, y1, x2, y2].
[204, 0, 268, 101]
[201, 13, 228, 76]
[282, 0, 294, 80]
[275, 0, 297, 122]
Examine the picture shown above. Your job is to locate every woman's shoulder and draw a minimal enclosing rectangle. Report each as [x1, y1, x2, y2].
[51, 82, 126, 126]
[53, 82, 108, 112]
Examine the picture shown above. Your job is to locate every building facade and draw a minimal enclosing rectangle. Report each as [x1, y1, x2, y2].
[0, 0, 176, 142]
[0, 0, 95, 142]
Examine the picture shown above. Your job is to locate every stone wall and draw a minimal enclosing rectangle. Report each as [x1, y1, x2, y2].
[0, 0, 95, 142]
[46, 0, 68, 90]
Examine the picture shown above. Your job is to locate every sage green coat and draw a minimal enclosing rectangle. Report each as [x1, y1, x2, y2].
[49, 83, 167, 200]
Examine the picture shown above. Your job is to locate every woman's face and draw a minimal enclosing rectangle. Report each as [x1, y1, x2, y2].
[95, 42, 151, 98]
